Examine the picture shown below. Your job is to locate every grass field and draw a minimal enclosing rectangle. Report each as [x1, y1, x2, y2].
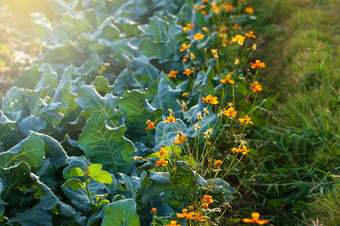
[236, 0, 340, 225]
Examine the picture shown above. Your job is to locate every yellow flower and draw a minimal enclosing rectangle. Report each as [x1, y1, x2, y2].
[242, 212, 269, 225]
[180, 43, 191, 52]
[183, 23, 195, 31]
[234, 58, 240, 64]
[202, 95, 219, 105]
[231, 34, 245, 46]
[168, 70, 178, 78]
[245, 6, 254, 14]
[211, 49, 218, 59]
[222, 107, 237, 117]
[166, 220, 181, 226]
[211, 2, 220, 14]
[156, 148, 169, 156]
[194, 32, 205, 40]
[238, 115, 254, 124]
[165, 116, 176, 123]
[220, 74, 234, 84]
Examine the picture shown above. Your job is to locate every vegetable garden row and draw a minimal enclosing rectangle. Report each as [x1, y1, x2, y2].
[0, 0, 271, 225]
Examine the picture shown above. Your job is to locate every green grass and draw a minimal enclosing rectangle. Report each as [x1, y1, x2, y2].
[307, 180, 340, 226]
[234, 0, 340, 225]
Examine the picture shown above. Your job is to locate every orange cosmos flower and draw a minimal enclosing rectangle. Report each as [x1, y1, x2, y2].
[245, 31, 256, 38]
[202, 0, 209, 3]
[194, 32, 205, 40]
[202, 194, 214, 204]
[238, 115, 254, 124]
[202, 202, 209, 208]
[166, 220, 181, 226]
[177, 209, 190, 219]
[251, 60, 265, 69]
[156, 148, 169, 156]
[183, 68, 194, 75]
[183, 23, 196, 31]
[231, 34, 245, 45]
[202, 95, 219, 105]
[223, 4, 233, 11]
[174, 132, 188, 144]
[232, 24, 242, 29]
[218, 25, 229, 32]
[250, 81, 263, 92]
[145, 119, 157, 129]
[220, 74, 234, 84]
[231, 145, 249, 155]
[168, 70, 178, 78]
[150, 207, 157, 214]
[222, 107, 237, 117]
[180, 43, 191, 52]
[242, 212, 269, 225]
[188, 212, 205, 222]
[214, 160, 223, 165]
[156, 158, 168, 166]
[245, 6, 254, 14]
[194, 4, 206, 10]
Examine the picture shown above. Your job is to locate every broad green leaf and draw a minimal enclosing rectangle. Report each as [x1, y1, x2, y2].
[129, 56, 160, 82]
[2, 87, 25, 121]
[75, 85, 119, 118]
[94, 76, 112, 94]
[116, 172, 146, 200]
[13, 64, 42, 89]
[118, 90, 163, 136]
[138, 38, 163, 59]
[92, 171, 112, 184]
[78, 110, 135, 174]
[112, 69, 142, 95]
[0, 133, 44, 169]
[32, 132, 68, 169]
[143, 16, 168, 42]
[18, 115, 47, 136]
[193, 68, 215, 95]
[69, 167, 84, 177]
[62, 178, 84, 191]
[102, 199, 140, 226]
[151, 76, 182, 114]
[88, 163, 102, 177]
[0, 110, 21, 150]
[8, 204, 52, 226]
[0, 162, 34, 195]
[91, 17, 121, 40]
